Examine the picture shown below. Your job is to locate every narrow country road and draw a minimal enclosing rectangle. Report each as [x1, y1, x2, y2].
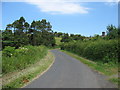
[25, 50, 116, 88]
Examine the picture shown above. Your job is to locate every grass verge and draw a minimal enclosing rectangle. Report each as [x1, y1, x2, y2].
[61, 50, 119, 85]
[2, 51, 55, 89]
[109, 77, 120, 86]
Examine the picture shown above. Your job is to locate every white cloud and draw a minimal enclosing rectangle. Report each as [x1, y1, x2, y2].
[24, 0, 90, 15]
[2, 0, 118, 14]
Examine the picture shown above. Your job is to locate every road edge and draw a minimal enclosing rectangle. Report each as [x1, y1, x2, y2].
[21, 51, 55, 88]
[60, 50, 118, 88]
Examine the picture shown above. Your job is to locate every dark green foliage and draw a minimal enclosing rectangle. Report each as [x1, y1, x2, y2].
[54, 32, 63, 37]
[70, 34, 85, 41]
[2, 30, 14, 41]
[3, 46, 15, 57]
[60, 39, 118, 64]
[60, 25, 118, 64]
[106, 25, 119, 39]
[61, 33, 72, 42]
[2, 17, 56, 49]
[2, 41, 16, 49]
[83, 40, 118, 63]
[61, 33, 85, 43]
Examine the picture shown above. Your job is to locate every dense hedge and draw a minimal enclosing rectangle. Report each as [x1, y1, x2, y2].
[2, 45, 48, 74]
[60, 39, 118, 63]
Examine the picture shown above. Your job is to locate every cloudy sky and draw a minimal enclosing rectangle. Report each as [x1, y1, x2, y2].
[1, 0, 118, 36]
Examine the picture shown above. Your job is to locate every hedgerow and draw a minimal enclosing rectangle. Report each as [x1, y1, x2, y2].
[60, 39, 118, 63]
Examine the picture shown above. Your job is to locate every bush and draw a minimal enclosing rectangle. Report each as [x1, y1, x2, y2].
[3, 46, 15, 57]
[2, 45, 48, 74]
[83, 39, 118, 63]
[60, 39, 118, 64]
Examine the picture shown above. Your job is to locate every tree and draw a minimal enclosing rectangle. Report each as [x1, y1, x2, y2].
[2, 30, 13, 41]
[3, 17, 56, 48]
[12, 20, 19, 34]
[41, 19, 47, 31]
[24, 22, 29, 33]
[6, 24, 13, 31]
[46, 22, 52, 32]
[54, 32, 57, 37]
[19, 16, 25, 24]
[57, 32, 63, 37]
[70, 34, 74, 37]
[106, 25, 118, 39]
[61, 33, 72, 42]
[35, 20, 41, 31]
[18, 17, 26, 33]
[31, 21, 36, 30]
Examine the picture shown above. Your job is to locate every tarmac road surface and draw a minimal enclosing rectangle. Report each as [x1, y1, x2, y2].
[25, 50, 117, 88]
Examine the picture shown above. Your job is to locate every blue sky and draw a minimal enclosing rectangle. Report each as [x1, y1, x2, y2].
[2, 1, 118, 36]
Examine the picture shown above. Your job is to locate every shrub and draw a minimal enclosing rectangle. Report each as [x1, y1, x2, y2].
[3, 46, 15, 57]
[60, 39, 118, 64]
[2, 45, 48, 74]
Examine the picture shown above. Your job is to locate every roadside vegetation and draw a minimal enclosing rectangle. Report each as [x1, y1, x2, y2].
[2, 45, 47, 74]
[2, 51, 54, 88]
[61, 39, 118, 64]
[1, 16, 119, 88]
[60, 25, 119, 85]
[62, 50, 119, 83]
[1, 17, 56, 89]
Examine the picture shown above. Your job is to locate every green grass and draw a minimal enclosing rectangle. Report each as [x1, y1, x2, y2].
[2, 45, 47, 74]
[109, 77, 120, 85]
[61, 50, 118, 85]
[2, 51, 54, 89]
[55, 37, 62, 45]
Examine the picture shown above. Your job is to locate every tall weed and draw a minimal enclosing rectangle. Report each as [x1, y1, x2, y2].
[2, 45, 47, 74]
